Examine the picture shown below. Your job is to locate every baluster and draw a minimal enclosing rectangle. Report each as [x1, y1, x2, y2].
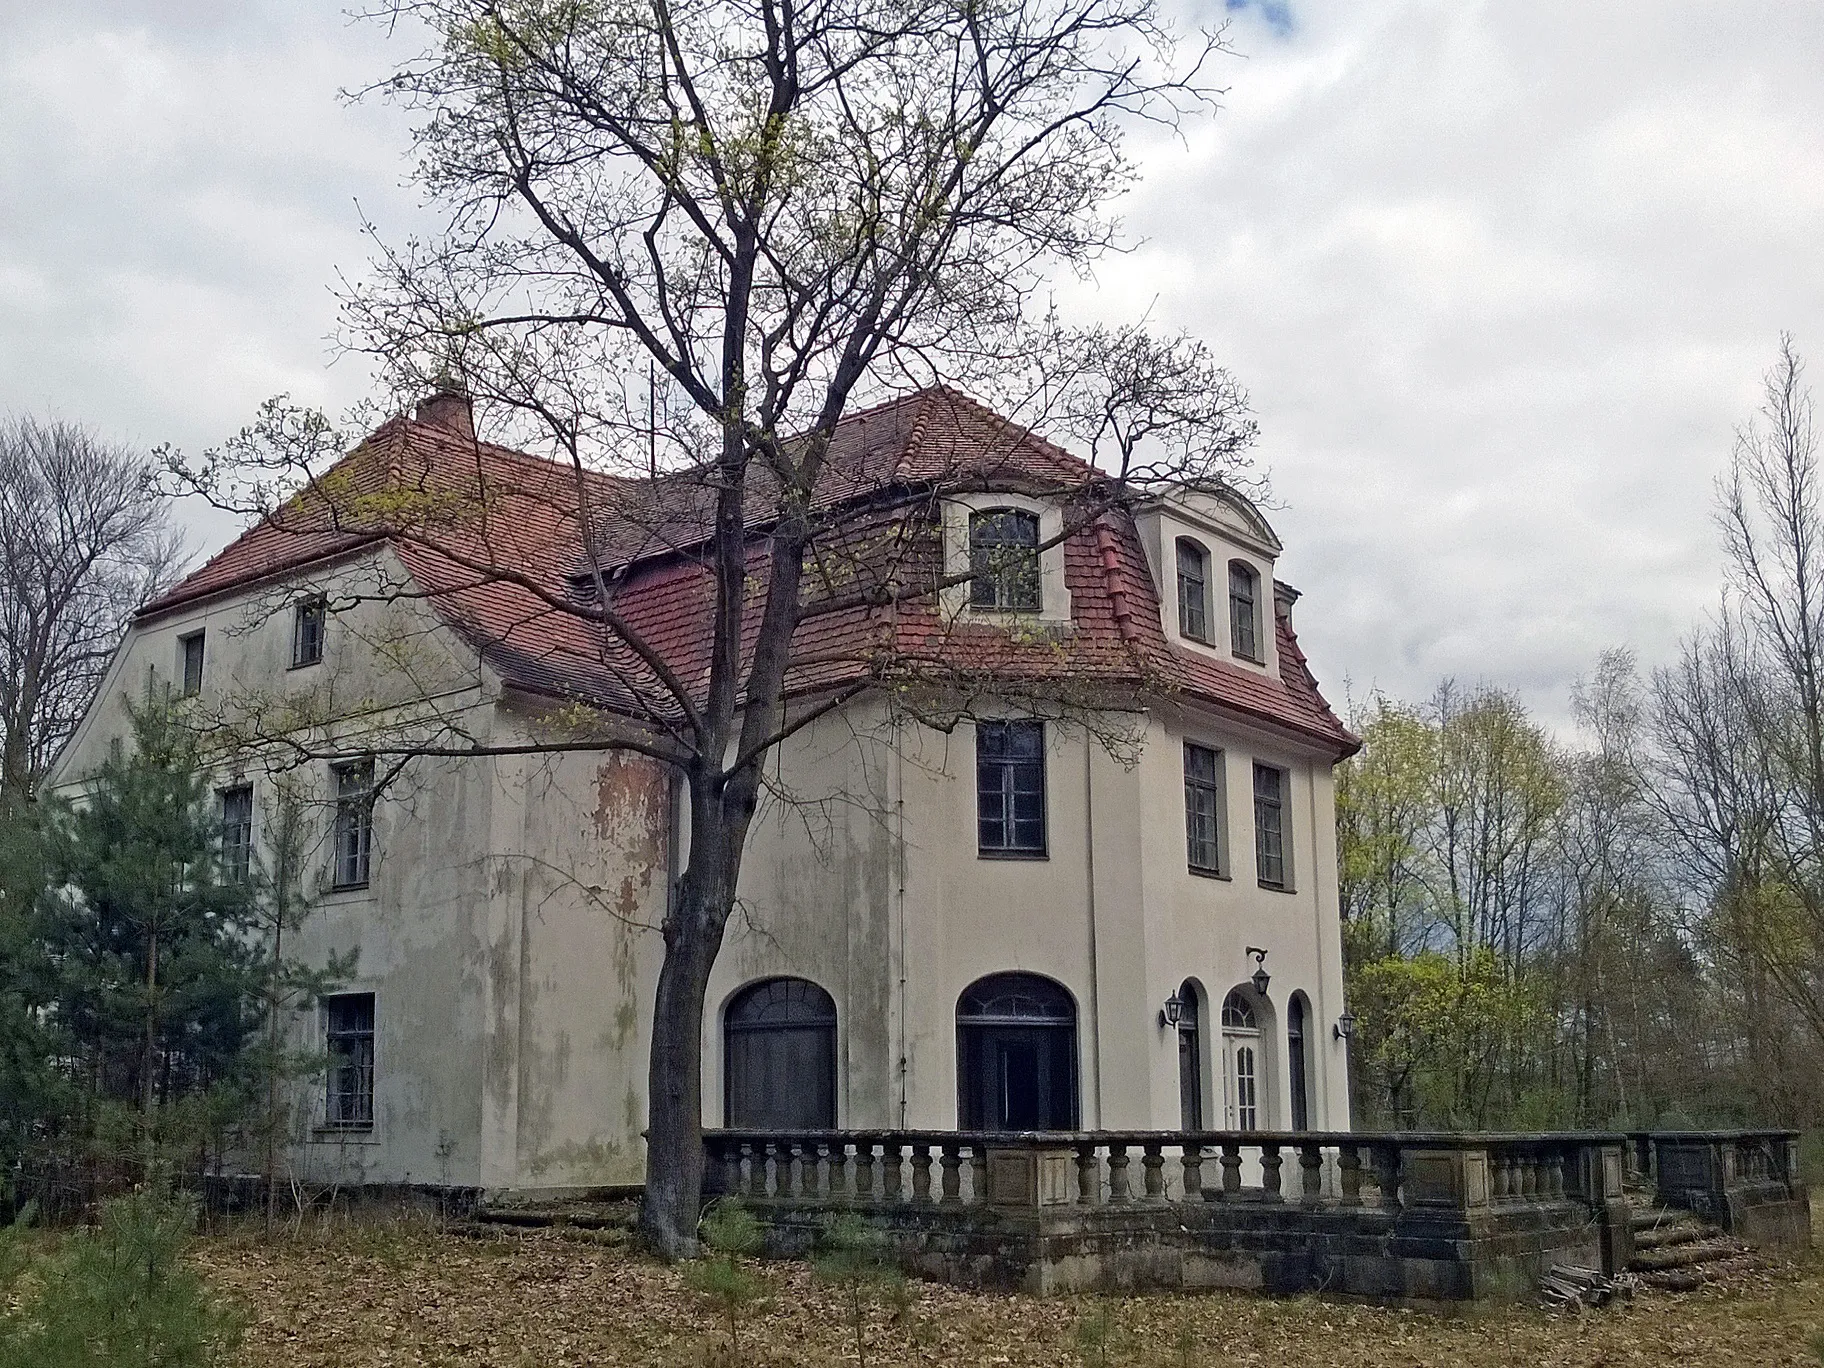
[810, 1142, 831, 1201]
[1547, 1152, 1565, 1199]
[910, 1144, 934, 1204]
[776, 1142, 799, 1200]
[1520, 1155, 1538, 1200]
[882, 1142, 904, 1202]
[1373, 1144, 1401, 1211]
[1181, 1143, 1204, 1203]
[1337, 1143, 1363, 1207]
[748, 1141, 770, 1200]
[1076, 1143, 1101, 1205]
[1107, 1143, 1132, 1203]
[1492, 1154, 1510, 1201]
[1299, 1142, 1324, 1205]
[1259, 1142, 1284, 1202]
[854, 1142, 876, 1201]
[939, 1143, 962, 1204]
[827, 1142, 851, 1201]
[1142, 1142, 1166, 1201]
[969, 1145, 990, 1206]
[1220, 1141, 1244, 1198]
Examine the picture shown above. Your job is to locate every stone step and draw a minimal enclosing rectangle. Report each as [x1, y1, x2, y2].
[1631, 1217, 1713, 1250]
[472, 1199, 641, 1231]
[1627, 1202, 1705, 1233]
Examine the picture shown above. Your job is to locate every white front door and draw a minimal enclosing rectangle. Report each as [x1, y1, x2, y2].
[1222, 1030, 1260, 1131]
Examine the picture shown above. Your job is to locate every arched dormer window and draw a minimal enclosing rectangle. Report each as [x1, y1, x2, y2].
[1229, 560, 1261, 662]
[969, 509, 1041, 611]
[1175, 538, 1210, 643]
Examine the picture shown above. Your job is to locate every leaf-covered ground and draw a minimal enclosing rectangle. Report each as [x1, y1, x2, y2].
[196, 1216, 1824, 1368]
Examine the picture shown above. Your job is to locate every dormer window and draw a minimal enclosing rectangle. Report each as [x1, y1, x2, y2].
[1229, 560, 1261, 662]
[1176, 538, 1210, 643]
[969, 509, 1041, 612]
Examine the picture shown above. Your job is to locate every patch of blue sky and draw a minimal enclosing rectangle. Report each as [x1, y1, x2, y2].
[1224, 0, 1293, 37]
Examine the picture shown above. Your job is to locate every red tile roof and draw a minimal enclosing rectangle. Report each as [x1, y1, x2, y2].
[142, 388, 1356, 755]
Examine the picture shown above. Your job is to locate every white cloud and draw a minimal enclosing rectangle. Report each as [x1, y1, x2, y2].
[2, 0, 1821, 727]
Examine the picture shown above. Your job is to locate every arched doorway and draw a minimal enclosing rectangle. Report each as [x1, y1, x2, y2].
[957, 973, 1078, 1131]
[1176, 979, 1205, 1130]
[1287, 993, 1311, 1132]
[724, 978, 838, 1129]
[1220, 989, 1263, 1132]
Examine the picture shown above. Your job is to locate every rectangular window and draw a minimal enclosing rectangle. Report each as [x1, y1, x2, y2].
[179, 631, 205, 696]
[976, 720, 1047, 856]
[292, 597, 327, 667]
[331, 760, 375, 889]
[1230, 562, 1260, 662]
[1176, 540, 1209, 642]
[1183, 743, 1224, 875]
[1253, 762, 1288, 889]
[324, 993, 375, 1129]
[968, 509, 1042, 611]
[220, 785, 254, 884]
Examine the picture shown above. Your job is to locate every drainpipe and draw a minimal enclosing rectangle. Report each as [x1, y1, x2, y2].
[1083, 729, 1103, 1127]
[895, 716, 909, 1128]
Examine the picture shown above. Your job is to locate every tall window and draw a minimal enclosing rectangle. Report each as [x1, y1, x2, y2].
[977, 720, 1046, 856]
[956, 972, 1078, 1130]
[1183, 742, 1224, 876]
[220, 785, 254, 884]
[1176, 979, 1203, 1131]
[324, 993, 375, 1128]
[1253, 763, 1287, 889]
[1288, 994, 1310, 1132]
[1221, 991, 1260, 1132]
[1176, 538, 1210, 642]
[1229, 561, 1260, 661]
[331, 760, 375, 889]
[968, 509, 1041, 611]
[292, 597, 327, 667]
[179, 631, 205, 696]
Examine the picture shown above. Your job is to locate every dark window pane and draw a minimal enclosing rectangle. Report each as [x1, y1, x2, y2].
[976, 721, 1047, 855]
[725, 978, 838, 1128]
[1229, 561, 1259, 660]
[325, 993, 375, 1128]
[293, 598, 326, 667]
[1253, 762, 1285, 888]
[1184, 743, 1223, 873]
[221, 785, 254, 884]
[332, 760, 375, 889]
[1176, 539, 1209, 641]
[180, 633, 205, 696]
[968, 510, 1041, 611]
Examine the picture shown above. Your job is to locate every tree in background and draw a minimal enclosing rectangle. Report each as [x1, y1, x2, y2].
[0, 417, 183, 798]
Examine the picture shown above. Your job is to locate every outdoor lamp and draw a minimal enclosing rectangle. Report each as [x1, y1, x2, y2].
[1245, 946, 1270, 997]
[1334, 1010, 1357, 1042]
[1159, 991, 1185, 1029]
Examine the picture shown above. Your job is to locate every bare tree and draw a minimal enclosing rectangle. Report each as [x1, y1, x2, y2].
[0, 417, 184, 798]
[172, 0, 1256, 1254]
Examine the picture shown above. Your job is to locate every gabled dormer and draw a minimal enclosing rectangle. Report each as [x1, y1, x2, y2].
[1134, 488, 1282, 675]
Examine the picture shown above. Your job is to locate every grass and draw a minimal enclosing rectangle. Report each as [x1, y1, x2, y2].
[187, 1208, 1824, 1368]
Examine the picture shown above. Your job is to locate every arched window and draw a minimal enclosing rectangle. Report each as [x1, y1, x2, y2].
[1287, 993, 1311, 1132]
[724, 978, 837, 1129]
[1175, 538, 1210, 642]
[1220, 989, 1261, 1131]
[969, 509, 1042, 611]
[956, 972, 1078, 1131]
[1176, 979, 1205, 1131]
[1228, 560, 1261, 661]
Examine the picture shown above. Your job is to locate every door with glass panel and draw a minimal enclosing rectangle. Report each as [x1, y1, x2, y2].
[1220, 990, 1261, 1131]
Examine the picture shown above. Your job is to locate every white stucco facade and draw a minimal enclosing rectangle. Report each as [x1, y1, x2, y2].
[50, 443, 1355, 1198]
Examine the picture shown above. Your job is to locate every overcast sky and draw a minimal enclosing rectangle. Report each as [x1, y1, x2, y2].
[4, 1, 1821, 731]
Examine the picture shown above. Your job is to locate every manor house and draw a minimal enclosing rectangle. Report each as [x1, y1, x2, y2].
[50, 386, 1358, 1197]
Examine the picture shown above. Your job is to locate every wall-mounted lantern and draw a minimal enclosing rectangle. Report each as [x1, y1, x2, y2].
[1245, 946, 1270, 997]
[1158, 991, 1185, 1030]
[1334, 1010, 1357, 1042]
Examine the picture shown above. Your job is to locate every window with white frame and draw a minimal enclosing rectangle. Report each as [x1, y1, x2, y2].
[968, 509, 1041, 611]
[292, 597, 327, 667]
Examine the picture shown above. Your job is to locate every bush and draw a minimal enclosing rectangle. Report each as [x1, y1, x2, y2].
[0, 1190, 242, 1368]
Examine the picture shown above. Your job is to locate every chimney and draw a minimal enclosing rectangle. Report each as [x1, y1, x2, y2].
[414, 376, 475, 440]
